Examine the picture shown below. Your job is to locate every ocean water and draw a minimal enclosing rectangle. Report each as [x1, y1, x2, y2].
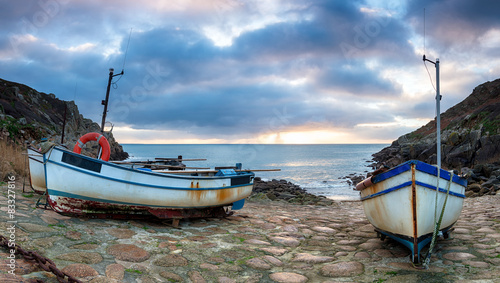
[121, 144, 388, 201]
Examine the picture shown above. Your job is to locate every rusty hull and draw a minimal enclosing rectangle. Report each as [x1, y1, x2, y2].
[43, 146, 255, 220]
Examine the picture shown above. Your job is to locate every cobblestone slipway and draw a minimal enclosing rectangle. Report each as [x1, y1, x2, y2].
[1, 181, 499, 282]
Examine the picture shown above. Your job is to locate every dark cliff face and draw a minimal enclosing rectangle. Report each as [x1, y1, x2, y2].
[0, 78, 128, 161]
[372, 78, 500, 170]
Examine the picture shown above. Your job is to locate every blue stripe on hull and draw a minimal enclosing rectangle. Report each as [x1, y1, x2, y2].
[414, 181, 465, 198]
[360, 181, 412, 201]
[361, 180, 466, 201]
[372, 160, 467, 187]
[47, 159, 252, 191]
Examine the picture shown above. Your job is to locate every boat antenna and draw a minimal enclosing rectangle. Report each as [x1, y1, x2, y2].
[122, 28, 132, 71]
[100, 29, 131, 132]
[424, 8, 426, 56]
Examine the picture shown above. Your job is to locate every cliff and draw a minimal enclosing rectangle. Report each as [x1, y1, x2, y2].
[0, 78, 128, 160]
[371, 78, 500, 196]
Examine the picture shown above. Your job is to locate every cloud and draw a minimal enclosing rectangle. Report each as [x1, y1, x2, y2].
[1, 0, 500, 144]
[406, 0, 500, 52]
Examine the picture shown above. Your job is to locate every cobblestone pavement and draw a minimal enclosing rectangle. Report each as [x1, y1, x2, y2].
[1, 181, 500, 282]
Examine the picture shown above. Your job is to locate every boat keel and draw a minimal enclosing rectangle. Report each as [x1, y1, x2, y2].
[47, 195, 235, 225]
[374, 225, 454, 264]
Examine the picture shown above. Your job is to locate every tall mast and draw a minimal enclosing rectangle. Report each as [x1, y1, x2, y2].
[101, 68, 124, 133]
[423, 55, 441, 168]
[435, 59, 440, 168]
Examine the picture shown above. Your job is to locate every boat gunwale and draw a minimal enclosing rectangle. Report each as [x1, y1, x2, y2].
[360, 179, 466, 201]
[48, 146, 255, 181]
[371, 160, 467, 187]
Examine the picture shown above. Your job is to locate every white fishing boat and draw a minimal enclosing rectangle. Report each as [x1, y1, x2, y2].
[355, 55, 467, 264]
[355, 160, 466, 263]
[41, 139, 255, 220]
[27, 146, 46, 193]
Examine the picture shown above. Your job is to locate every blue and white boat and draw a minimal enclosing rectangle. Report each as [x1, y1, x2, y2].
[355, 160, 467, 263]
[41, 145, 255, 221]
[356, 56, 468, 264]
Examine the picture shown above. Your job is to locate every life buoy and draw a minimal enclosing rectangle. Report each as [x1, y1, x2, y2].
[73, 132, 111, 161]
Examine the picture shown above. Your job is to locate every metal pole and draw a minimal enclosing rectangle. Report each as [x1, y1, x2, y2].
[101, 68, 114, 133]
[435, 59, 441, 168]
[61, 103, 67, 144]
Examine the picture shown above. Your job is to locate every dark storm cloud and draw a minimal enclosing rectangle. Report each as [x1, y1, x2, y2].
[316, 60, 403, 96]
[406, 0, 500, 50]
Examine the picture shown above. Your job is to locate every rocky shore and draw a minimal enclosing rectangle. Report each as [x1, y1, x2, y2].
[250, 178, 334, 206]
[1, 180, 500, 283]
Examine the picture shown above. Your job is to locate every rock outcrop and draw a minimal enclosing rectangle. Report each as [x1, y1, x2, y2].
[250, 177, 334, 206]
[371, 78, 500, 197]
[0, 78, 128, 160]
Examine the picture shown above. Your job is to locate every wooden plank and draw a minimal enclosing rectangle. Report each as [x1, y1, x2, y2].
[110, 161, 209, 170]
[141, 164, 209, 169]
[111, 161, 151, 164]
[155, 158, 207, 161]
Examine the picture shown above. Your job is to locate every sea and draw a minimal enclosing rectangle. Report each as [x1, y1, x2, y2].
[121, 144, 389, 201]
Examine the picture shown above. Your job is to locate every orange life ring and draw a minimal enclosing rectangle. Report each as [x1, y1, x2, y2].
[73, 132, 111, 161]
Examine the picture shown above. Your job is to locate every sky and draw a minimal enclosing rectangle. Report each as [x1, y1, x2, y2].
[1, 0, 500, 144]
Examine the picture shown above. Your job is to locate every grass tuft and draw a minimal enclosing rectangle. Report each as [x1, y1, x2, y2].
[0, 139, 28, 181]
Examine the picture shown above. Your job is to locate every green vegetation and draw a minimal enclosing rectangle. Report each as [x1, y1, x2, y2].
[0, 116, 40, 142]
[406, 131, 424, 141]
[237, 256, 254, 265]
[468, 111, 500, 134]
[233, 236, 245, 243]
[482, 118, 500, 134]
[0, 116, 21, 138]
[125, 269, 143, 274]
[48, 224, 66, 228]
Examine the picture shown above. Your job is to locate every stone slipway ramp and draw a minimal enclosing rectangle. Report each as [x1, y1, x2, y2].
[1, 181, 500, 282]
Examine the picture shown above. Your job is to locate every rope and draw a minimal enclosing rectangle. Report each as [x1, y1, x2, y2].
[423, 169, 454, 267]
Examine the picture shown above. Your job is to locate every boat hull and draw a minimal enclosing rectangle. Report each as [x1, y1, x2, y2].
[27, 147, 46, 193]
[359, 160, 466, 263]
[44, 147, 254, 218]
